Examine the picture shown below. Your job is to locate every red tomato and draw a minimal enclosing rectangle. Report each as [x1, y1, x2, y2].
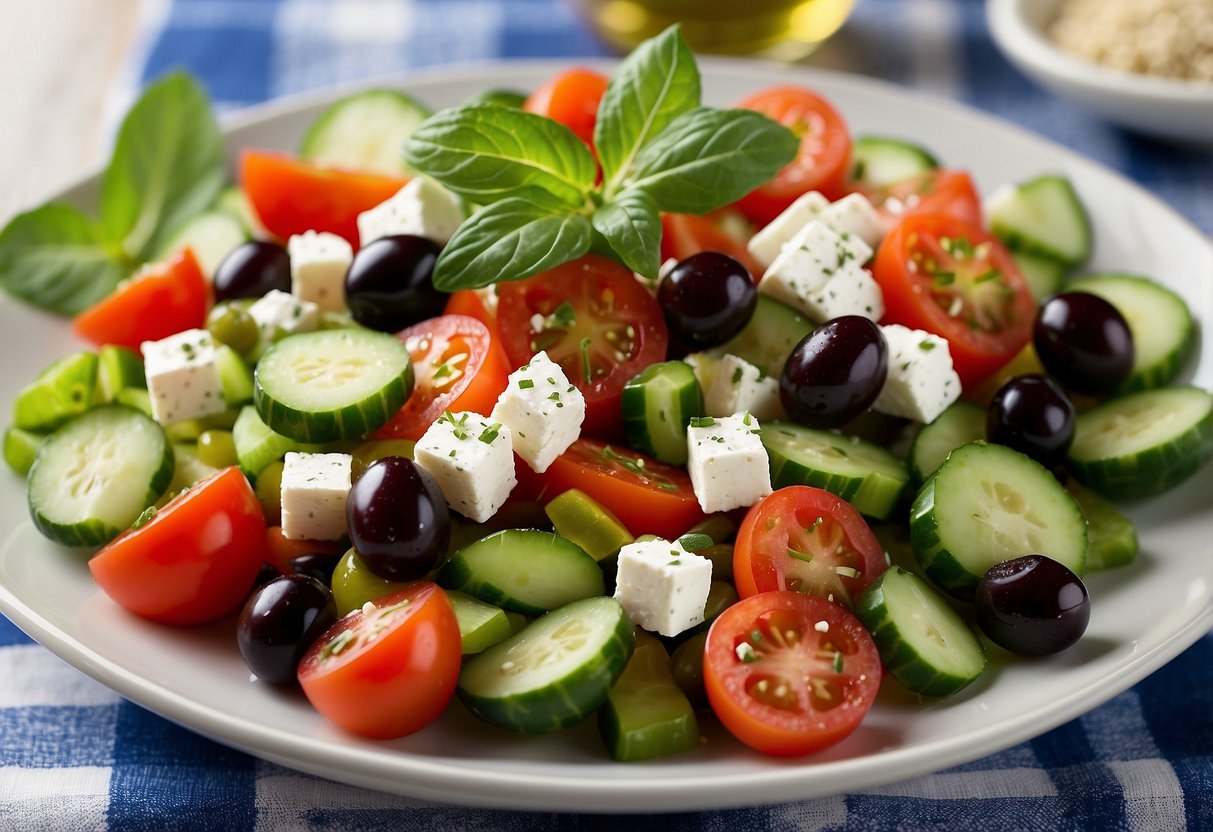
[734, 86, 852, 226]
[240, 150, 408, 246]
[72, 248, 208, 351]
[443, 289, 510, 370]
[375, 314, 510, 441]
[523, 68, 609, 148]
[862, 169, 983, 228]
[734, 487, 887, 609]
[660, 213, 763, 279]
[704, 591, 882, 756]
[88, 467, 267, 625]
[496, 255, 668, 439]
[297, 582, 461, 739]
[537, 439, 705, 539]
[264, 525, 344, 575]
[873, 212, 1035, 387]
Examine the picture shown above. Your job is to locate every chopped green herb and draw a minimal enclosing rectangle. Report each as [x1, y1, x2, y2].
[478, 422, 502, 444]
[518, 378, 535, 389]
[689, 416, 716, 428]
[731, 366, 743, 384]
[676, 533, 713, 552]
[132, 505, 157, 530]
[579, 337, 593, 384]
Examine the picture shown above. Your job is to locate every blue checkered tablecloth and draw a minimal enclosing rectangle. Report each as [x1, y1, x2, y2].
[4, 0, 1213, 829]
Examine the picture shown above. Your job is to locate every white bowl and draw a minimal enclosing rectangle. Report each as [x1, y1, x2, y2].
[987, 0, 1213, 144]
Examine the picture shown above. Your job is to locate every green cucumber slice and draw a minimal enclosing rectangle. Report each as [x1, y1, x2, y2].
[254, 329, 414, 443]
[447, 590, 512, 654]
[1067, 386, 1213, 499]
[712, 295, 813, 380]
[544, 488, 633, 561]
[153, 210, 248, 279]
[299, 89, 432, 176]
[598, 631, 698, 761]
[457, 596, 634, 734]
[232, 405, 321, 478]
[849, 136, 939, 189]
[987, 175, 1092, 266]
[1065, 480, 1138, 571]
[4, 427, 45, 476]
[216, 344, 254, 406]
[621, 361, 704, 465]
[1011, 249, 1067, 303]
[12, 351, 98, 432]
[97, 345, 146, 401]
[908, 401, 986, 485]
[855, 566, 986, 697]
[28, 405, 173, 546]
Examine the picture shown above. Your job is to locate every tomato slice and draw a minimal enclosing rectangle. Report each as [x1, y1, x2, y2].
[375, 314, 510, 441]
[443, 289, 510, 370]
[88, 467, 267, 625]
[523, 67, 609, 149]
[240, 150, 408, 247]
[734, 85, 852, 226]
[538, 439, 705, 539]
[704, 590, 882, 756]
[862, 169, 983, 228]
[734, 487, 887, 609]
[872, 212, 1035, 387]
[297, 582, 461, 739]
[660, 213, 763, 279]
[496, 255, 668, 439]
[72, 248, 209, 351]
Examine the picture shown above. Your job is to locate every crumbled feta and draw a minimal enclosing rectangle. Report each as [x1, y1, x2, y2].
[759, 221, 882, 323]
[287, 230, 352, 313]
[819, 193, 885, 250]
[280, 452, 353, 541]
[413, 411, 516, 522]
[490, 351, 585, 474]
[613, 538, 713, 637]
[356, 177, 464, 247]
[141, 328, 226, 425]
[248, 289, 319, 343]
[704, 354, 784, 421]
[747, 191, 830, 269]
[873, 324, 962, 423]
[686, 412, 773, 513]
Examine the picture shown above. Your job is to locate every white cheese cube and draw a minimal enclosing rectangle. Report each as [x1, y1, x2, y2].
[747, 191, 830, 269]
[784, 218, 874, 267]
[873, 324, 962, 423]
[792, 264, 885, 323]
[759, 222, 881, 323]
[280, 452, 353, 541]
[357, 177, 464, 248]
[141, 328, 226, 425]
[613, 538, 713, 637]
[819, 193, 885, 250]
[248, 289, 319, 342]
[704, 354, 784, 421]
[413, 412, 516, 522]
[686, 412, 772, 513]
[287, 230, 352, 313]
[490, 351, 585, 474]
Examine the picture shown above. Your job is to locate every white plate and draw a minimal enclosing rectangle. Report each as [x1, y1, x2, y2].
[2, 60, 1212, 813]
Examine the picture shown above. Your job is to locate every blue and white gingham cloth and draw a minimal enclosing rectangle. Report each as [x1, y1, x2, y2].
[4, 1, 1213, 829]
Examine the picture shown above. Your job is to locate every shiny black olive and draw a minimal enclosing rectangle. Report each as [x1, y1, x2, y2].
[345, 235, 444, 332]
[780, 316, 888, 429]
[213, 241, 291, 302]
[657, 252, 757, 348]
[1034, 292, 1134, 396]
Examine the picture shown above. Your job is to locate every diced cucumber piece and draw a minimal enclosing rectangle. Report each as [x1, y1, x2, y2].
[1067, 386, 1213, 499]
[115, 387, 153, 417]
[1011, 249, 1067, 304]
[849, 136, 939, 189]
[154, 210, 249, 280]
[598, 631, 699, 761]
[458, 596, 634, 734]
[447, 590, 512, 654]
[910, 441, 1087, 598]
[12, 351, 98, 432]
[4, 427, 45, 476]
[163, 443, 219, 499]
[254, 329, 414, 443]
[908, 401, 986, 485]
[1067, 273, 1195, 392]
[544, 488, 633, 561]
[28, 405, 174, 546]
[232, 405, 320, 478]
[299, 89, 432, 176]
[438, 529, 604, 615]
[1065, 480, 1138, 571]
[97, 345, 145, 401]
[761, 421, 909, 520]
[987, 175, 1092, 266]
[855, 566, 986, 697]
[712, 295, 813, 379]
[216, 344, 254, 406]
[463, 88, 528, 108]
[621, 361, 704, 465]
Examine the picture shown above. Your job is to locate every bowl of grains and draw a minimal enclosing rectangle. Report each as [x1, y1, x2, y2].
[987, 0, 1213, 143]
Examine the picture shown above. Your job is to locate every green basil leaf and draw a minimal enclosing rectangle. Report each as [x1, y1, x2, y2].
[404, 106, 597, 208]
[595, 24, 700, 195]
[627, 107, 798, 214]
[432, 191, 592, 290]
[590, 189, 661, 278]
[0, 204, 129, 315]
[100, 73, 223, 261]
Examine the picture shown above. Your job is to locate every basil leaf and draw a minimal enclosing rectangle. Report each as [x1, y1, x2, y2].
[432, 192, 592, 290]
[404, 106, 597, 208]
[0, 204, 128, 315]
[595, 24, 700, 195]
[591, 189, 661, 278]
[100, 72, 224, 261]
[627, 107, 798, 214]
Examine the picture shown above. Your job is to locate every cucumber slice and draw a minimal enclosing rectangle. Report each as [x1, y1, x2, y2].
[1011, 249, 1067, 303]
[855, 566, 986, 697]
[621, 361, 704, 465]
[761, 421, 909, 520]
[447, 590, 512, 654]
[4, 427, 44, 476]
[712, 295, 814, 379]
[598, 631, 699, 761]
[114, 387, 153, 418]
[908, 401, 986, 485]
[28, 405, 174, 546]
[910, 441, 1087, 598]
[1067, 273, 1195, 392]
[214, 186, 261, 236]
[254, 329, 414, 443]
[438, 529, 605, 615]
[457, 596, 634, 734]
[1067, 386, 1213, 499]
[154, 210, 248, 280]
[544, 488, 633, 561]
[299, 89, 432, 176]
[849, 136, 939, 189]
[216, 344, 254, 406]
[987, 175, 1092, 266]
[1065, 480, 1138, 571]
[232, 405, 320, 478]
[97, 345, 145, 401]
[12, 351, 98, 432]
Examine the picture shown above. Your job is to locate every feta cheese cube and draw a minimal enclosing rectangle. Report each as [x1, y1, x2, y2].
[357, 177, 464, 247]
[141, 328, 226, 424]
[873, 324, 962, 423]
[704, 354, 784, 421]
[686, 412, 772, 513]
[613, 538, 713, 637]
[747, 191, 830, 269]
[414, 411, 516, 522]
[280, 452, 353, 541]
[287, 230, 352, 313]
[248, 289, 319, 342]
[759, 222, 882, 323]
[490, 351, 585, 473]
[784, 218, 874, 267]
[820, 193, 885, 249]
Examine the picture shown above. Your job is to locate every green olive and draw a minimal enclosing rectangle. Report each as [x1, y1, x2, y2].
[702, 543, 735, 583]
[669, 631, 708, 708]
[206, 301, 259, 355]
[331, 547, 407, 616]
[702, 580, 739, 627]
[196, 429, 238, 469]
[350, 438, 416, 479]
[254, 460, 284, 526]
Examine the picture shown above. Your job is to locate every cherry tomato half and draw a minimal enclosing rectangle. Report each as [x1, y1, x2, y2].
[660, 213, 763, 280]
[443, 289, 510, 370]
[523, 67, 609, 149]
[862, 169, 983, 229]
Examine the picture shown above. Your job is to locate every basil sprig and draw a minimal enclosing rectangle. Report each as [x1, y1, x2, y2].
[404, 26, 798, 291]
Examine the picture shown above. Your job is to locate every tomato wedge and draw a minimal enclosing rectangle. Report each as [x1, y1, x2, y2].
[704, 590, 882, 756]
[660, 213, 763, 279]
[496, 255, 668, 439]
[873, 212, 1035, 387]
[523, 67, 609, 149]
[734, 487, 887, 609]
[862, 169, 983, 228]
[443, 289, 510, 370]
[297, 582, 461, 739]
[88, 467, 267, 625]
[375, 314, 510, 441]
